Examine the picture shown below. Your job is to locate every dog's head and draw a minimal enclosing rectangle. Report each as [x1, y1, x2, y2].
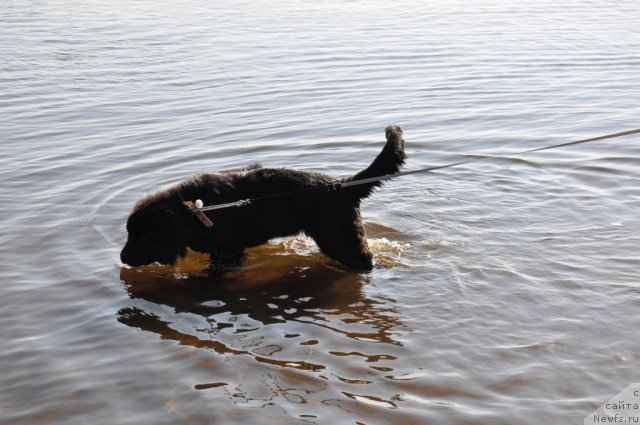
[120, 193, 191, 267]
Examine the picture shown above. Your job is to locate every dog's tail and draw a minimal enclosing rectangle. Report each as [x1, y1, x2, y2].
[342, 124, 406, 200]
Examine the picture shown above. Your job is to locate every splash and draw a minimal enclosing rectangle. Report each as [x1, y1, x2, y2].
[368, 237, 411, 268]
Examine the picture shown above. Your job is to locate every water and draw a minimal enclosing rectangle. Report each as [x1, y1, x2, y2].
[2, 1, 639, 424]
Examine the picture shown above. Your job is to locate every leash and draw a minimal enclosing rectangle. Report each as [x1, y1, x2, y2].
[195, 127, 640, 213]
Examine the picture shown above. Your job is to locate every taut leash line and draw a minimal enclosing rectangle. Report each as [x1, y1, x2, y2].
[344, 127, 640, 187]
[196, 127, 640, 212]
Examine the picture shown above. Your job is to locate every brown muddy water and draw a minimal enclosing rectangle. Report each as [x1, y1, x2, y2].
[1, 1, 640, 424]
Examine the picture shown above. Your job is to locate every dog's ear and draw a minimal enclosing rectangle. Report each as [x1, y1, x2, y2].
[149, 201, 192, 264]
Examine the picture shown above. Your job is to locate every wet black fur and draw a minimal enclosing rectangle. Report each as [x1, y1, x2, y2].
[120, 125, 406, 270]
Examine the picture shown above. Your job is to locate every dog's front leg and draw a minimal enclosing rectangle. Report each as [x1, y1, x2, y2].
[209, 255, 245, 271]
[209, 247, 246, 270]
[212, 247, 245, 260]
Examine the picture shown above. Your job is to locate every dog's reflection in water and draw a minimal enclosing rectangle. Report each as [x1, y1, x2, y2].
[117, 243, 405, 371]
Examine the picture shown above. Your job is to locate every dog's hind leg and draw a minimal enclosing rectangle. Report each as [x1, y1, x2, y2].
[306, 209, 373, 270]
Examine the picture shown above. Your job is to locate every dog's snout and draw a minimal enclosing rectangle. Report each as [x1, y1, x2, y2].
[120, 246, 131, 265]
[120, 244, 151, 267]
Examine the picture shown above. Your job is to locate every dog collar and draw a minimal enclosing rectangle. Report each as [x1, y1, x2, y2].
[183, 200, 213, 228]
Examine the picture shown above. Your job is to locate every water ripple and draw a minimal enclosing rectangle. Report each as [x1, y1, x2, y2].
[2, 1, 640, 424]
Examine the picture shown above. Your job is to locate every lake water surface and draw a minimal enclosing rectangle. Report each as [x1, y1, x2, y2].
[2, 1, 640, 424]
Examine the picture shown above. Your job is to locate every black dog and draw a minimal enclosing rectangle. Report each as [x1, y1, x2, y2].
[120, 125, 406, 270]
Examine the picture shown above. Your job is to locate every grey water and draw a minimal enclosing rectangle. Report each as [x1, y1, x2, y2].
[1, 1, 639, 424]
